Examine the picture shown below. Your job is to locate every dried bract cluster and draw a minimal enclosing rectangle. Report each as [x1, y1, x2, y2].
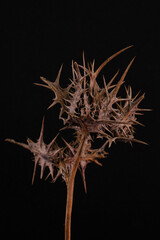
[6, 46, 148, 191]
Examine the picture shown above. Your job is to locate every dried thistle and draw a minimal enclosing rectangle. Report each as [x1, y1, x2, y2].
[6, 46, 149, 240]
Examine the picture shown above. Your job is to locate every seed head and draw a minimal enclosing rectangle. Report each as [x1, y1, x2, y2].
[6, 46, 149, 190]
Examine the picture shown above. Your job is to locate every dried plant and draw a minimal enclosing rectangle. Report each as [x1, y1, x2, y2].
[6, 46, 149, 240]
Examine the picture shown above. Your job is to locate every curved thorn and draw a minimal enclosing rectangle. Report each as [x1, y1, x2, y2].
[112, 57, 136, 98]
[94, 45, 133, 78]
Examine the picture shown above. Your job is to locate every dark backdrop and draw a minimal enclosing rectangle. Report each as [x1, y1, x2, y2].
[1, 1, 159, 239]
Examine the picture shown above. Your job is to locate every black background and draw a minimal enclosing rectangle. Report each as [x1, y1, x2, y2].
[1, 1, 159, 239]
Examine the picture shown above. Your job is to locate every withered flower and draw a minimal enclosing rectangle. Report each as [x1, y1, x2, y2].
[6, 46, 149, 240]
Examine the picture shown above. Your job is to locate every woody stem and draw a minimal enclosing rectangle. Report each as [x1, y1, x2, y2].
[65, 132, 86, 240]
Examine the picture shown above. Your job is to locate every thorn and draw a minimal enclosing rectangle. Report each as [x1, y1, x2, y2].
[80, 165, 87, 194]
[91, 59, 95, 73]
[34, 83, 50, 89]
[62, 138, 75, 155]
[39, 76, 56, 93]
[137, 108, 152, 112]
[40, 162, 45, 179]
[103, 75, 109, 101]
[52, 170, 61, 183]
[107, 69, 119, 88]
[32, 158, 38, 184]
[39, 117, 45, 146]
[90, 158, 103, 166]
[40, 76, 50, 84]
[132, 120, 145, 127]
[45, 172, 51, 181]
[5, 138, 30, 150]
[112, 57, 136, 98]
[74, 62, 81, 79]
[116, 102, 124, 112]
[77, 64, 89, 75]
[47, 101, 56, 110]
[94, 45, 133, 78]
[72, 60, 76, 81]
[101, 140, 109, 151]
[82, 51, 86, 77]
[55, 64, 63, 85]
[48, 133, 59, 151]
[132, 138, 148, 145]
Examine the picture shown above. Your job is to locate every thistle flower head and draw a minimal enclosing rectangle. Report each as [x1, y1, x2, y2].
[6, 46, 149, 191]
[36, 46, 148, 146]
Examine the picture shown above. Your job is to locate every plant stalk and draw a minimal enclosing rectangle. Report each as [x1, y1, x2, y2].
[65, 132, 86, 240]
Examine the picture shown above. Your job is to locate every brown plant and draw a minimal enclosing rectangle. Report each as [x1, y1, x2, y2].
[6, 46, 149, 240]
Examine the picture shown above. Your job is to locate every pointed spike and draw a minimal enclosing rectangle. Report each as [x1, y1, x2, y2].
[82, 51, 86, 76]
[94, 45, 133, 78]
[129, 86, 132, 98]
[115, 97, 130, 102]
[39, 117, 45, 145]
[47, 101, 56, 110]
[45, 172, 51, 181]
[32, 158, 38, 184]
[40, 76, 50, 84]
[68, 77, 76, 87]
[87, 62, 91, 73]
[74, 62, 82, 79]
[132, 90, 141, 101]
[103, 75, 110, 101]
[45, 164, 54, 181]
[72, 60, 76, 81]
[107, 69, 120, 88]
[90, 158, 103, 166]
[134, 112, 144, 116]
[91, 59, 95, 73]
[34, 83, 51, 89]
[77, 64, 89, 75]
[40, 76, 57, 93]
[52, 170, 61, 183]
[102, 125, 113, 135]
[107, 137, 118, 148]
[48, 133, 59, 151]
[55, 64, 63, 85]
[112, 57, 136, 98]
[137, 108, 152, 112]
[101, 141, 109, 152]
[132, 138, 148, 145]
[27, 137, 35, 145]
[124, 85, 129, 95]
[5, 138, 30, 150]
[80, 165, 87, 194]
[62, 138, 75, 155]
[134, 93, 145, 105]
[49, 164, 54, 179]
[116, 102, 124, 112]
[115, 136, 148, 145]
[40, 162, 45, 179]
[82, 169, 87, 194]
[132, 120, 145, 127]
[122, 94, 145, 121]
[107, 84, 117, 90]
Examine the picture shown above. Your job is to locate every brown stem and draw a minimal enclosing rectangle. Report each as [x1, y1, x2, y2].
[65, 132, 86, 240]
